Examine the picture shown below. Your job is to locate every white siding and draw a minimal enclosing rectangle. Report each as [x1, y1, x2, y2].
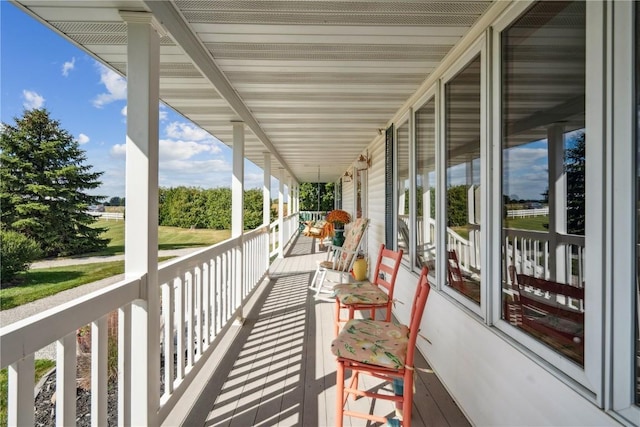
[365, 137, 387, 258]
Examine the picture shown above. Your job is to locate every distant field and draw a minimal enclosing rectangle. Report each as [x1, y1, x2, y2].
[450, 215, 548, 240]
[504, 215, 548, 232]
[87, 220, 230, 256]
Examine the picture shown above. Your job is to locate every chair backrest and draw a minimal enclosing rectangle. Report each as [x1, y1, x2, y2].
[406, 266, 431, 367]
[370, 243, 403, 298]
[447, 250, 465, 292]
[334, 218, 369, 270]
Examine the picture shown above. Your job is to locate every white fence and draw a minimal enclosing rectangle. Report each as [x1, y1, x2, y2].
[0, 213, 301, 426]
[506, 207, 549, 218]
[86, 211, 124, 221]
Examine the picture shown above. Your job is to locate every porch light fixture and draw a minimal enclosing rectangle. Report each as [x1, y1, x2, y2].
[343, 171, 353, 182]
[355, 154, 370, 171]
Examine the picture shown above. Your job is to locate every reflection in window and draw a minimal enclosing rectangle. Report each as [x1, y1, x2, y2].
[396, 122, 410, 263]
[500, 1, 586, 366]
[445, 55, 481, 305]
[415, 98, 436, 275]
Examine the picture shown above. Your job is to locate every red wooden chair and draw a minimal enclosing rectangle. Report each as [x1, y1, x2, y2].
[331, 266, 431, 427]
[332, 244, 403, 336]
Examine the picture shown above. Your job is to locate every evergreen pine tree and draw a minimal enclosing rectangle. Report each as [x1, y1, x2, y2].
[0, 109, 109, 257]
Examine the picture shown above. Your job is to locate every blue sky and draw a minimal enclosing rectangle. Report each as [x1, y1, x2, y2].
[1, 2, 272, 200]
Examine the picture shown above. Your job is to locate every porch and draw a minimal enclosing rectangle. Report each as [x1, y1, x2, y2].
[179, 233, 468, 426]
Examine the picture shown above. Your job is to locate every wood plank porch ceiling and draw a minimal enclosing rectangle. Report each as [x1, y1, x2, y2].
[13, 0, 493, 183]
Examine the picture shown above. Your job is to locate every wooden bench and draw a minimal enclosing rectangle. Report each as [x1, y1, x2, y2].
[508, 270, 584, 364]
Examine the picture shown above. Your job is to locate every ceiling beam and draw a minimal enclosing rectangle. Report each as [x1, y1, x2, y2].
[143, 1, 297, 183]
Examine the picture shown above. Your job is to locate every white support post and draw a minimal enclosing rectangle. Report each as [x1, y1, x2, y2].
[466, 159, 477, 268]
[56, 333, 76, 427]
[263, 153, 271, 227]
[232, 121, 245, 323]
[278, 169, 285, 258]
[548, 123, 567, 281]
[120, 11, 161, 426]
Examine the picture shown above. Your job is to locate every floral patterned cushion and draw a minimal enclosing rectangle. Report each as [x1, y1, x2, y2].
[331, 319, 409, 369]
[333, 282, 389, 305]
[339, 218, 369, 265]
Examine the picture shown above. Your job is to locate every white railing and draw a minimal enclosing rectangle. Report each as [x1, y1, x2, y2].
[506, 207, 549, 218]
[411, 216, 584, 284]
[268, 213, 300, 258]
[503, 228, 585, 286]
[0, 225, 273, 426]
[298, 210, 327, 222]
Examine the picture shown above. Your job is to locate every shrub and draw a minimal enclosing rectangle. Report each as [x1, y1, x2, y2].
[0, 230, 42, 282]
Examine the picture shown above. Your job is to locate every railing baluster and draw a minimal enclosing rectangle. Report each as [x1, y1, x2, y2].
[176, 277, 185, 381]
[203, 262, 211, 346]
[118, 303, 132, 426]
[56, 332, 76, 427]
[186, 271, 194, 369]
[195, 265, 203, 360]
[162, 282, 174, 397]
[8, 354, 35, 426]
[91, 315, 108, 427]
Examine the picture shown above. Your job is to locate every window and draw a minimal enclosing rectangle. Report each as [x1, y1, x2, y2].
[444, 54, 481, 305]
[415, 97, 436, 275]
[500, 1, 586, 366]
[396, 121, 410, 264]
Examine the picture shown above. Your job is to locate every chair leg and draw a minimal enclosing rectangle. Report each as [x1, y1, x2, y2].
[314, 270, 328, 296]
[336, 360, 345, 427]
[309, 267, 321, 290]
[334, 300, 341, 337]
[402, 371, 414, 427]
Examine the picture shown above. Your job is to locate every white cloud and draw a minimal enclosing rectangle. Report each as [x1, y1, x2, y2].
[165, 121, 213, 142]
[77, 133, 90, 144]
[159, 138, 220, 161]
[121, 105, 127, 117]
[22, 90, 45, 109]
[93, 63, 127, 108]
[110, 143, 126, 157]
[62, 57, 75, 77]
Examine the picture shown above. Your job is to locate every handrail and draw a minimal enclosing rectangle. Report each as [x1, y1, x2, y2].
[0, 224, 274, 426]
[0, 275, 143, 368]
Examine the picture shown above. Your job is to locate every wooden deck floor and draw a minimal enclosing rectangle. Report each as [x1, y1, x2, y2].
[185, 234, 469, 427]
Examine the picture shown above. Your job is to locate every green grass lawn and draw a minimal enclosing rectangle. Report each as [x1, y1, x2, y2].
[1, 222, 230, 311]
[504, 215, 548, 232]
[86, 220, 231, 256]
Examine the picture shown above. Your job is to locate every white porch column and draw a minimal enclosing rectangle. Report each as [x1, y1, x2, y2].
[232, 121, 245, 322]
[120, 11, 161, 426]
[263, 153, 271, 226]
[278, 169, 285, 258]
[548, 123, 567, 281]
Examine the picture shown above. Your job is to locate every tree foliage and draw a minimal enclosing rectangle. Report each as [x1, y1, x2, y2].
[446, 185, 470, 227]
[158, 186, 271, 230]
[299, 182, 334, 211]
[566, 132, 585, 235]
[0, 230, 42, 281]
[0, 109, 108, 257]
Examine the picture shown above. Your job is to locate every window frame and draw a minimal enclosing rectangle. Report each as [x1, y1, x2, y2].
[394, 112, 411, 264]
[439, 34, 487, 317]
[610, 0, 640, 421]
[412, 87, 438, 277]
[490, 0, 602, 398]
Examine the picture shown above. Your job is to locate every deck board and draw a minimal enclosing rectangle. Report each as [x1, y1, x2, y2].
[192, 234, 469, 427]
